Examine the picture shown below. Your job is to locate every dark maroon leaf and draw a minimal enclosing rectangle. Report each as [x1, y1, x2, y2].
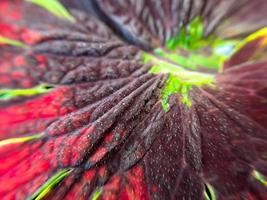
[88, 0, 204, 49]
[87, 0, 255, 49]
[216, 0, 267, 38]
[0, 0, 267, 200]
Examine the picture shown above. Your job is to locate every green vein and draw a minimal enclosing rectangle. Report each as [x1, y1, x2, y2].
[252, 170, 267, 186]
[145, 53, 214, 111]
[0, 133, 44, 148]
[163, 16, 239, 71]
[0, 84, 53, 101]
[166, 17, 204, 51]
[26, 0, 76, 22]
[29, 168, 73, 200]
[153, 48, 225, 71]
[204, 184, 216, 200]
[0, 36, 28, 48]
[91, 187, 102, 200]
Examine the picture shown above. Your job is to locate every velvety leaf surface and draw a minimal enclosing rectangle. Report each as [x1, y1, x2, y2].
[89, 0, 207, 49]
[0, 0, 267, 200]
[0, 86, 77, 139]
[216, 0, 267, 38]
[85, 0, 267, 54]
[0, 0, 84, 44]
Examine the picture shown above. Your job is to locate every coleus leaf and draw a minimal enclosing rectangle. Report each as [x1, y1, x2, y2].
[216, 0, 267, 38]
[0, 0, 267, 200]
